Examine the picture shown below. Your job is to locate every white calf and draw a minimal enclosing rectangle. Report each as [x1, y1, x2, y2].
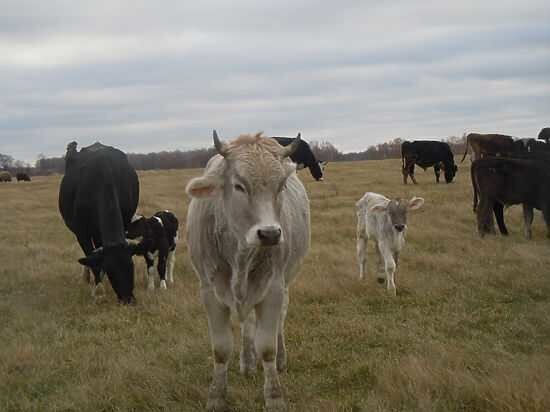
[356, 192, 424, 295]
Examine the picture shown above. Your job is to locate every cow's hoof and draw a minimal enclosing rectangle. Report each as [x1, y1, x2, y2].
[160, 280, 167, 289]
[92, 282, 106, 298]
[265, 397, 287, 412]
[206, 397, 228, 412]
[147, 281, 155, 291]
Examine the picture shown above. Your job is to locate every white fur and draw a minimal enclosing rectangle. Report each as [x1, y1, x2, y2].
[153, 216, 163, 226]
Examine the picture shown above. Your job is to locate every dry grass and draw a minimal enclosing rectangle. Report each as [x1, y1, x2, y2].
[1, 159, 550, 411]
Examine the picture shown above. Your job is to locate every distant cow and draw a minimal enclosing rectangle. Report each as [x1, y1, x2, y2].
[471, 157, 550, 238]
[0, 171, 11, 182]
[538, 127, 550, 143]
[271, 135, 327, 181]
[126, 210, 179, 290]
[401, 140, 457, 184]
[460, 133, 521, 162]
[58, 141, 140, 304]
[16, 173, 31, 181]
[186, 131, 310, 411]
[356, 192, 424, 295]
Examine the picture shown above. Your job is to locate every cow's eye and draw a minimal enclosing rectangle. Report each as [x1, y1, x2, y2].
[234, 183, 246, 193]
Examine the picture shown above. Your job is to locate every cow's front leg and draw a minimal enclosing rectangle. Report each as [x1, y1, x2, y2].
[277, 287, 290, 373]
[380, 243, 397, 296]
[255, 283, 286, 411]
[157, 252, 168, 290]
[240, 311, 256, 376]
[201, 286, 233, 412]
[145, 255, 155, 290]
[434, 164, 441, 183]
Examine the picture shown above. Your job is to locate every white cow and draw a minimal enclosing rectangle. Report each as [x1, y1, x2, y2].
[186, 131, 310, 412]
[356, 192, 424, 295]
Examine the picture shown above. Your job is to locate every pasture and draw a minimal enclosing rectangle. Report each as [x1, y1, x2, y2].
[1, 158, 550, 411]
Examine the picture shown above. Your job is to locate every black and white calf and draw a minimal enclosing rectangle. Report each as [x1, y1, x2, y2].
[126, 210, 179, 290]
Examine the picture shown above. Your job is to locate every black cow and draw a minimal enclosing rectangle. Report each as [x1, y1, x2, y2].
[401, 140, 458, 184]
[538, 127, 550, 143]
[271, 135, 327, 181]
[471, 157, 550, 238]
[59, 141, 140, 304]
[126, 210, 179, 290]
[16, 173, 31, 181]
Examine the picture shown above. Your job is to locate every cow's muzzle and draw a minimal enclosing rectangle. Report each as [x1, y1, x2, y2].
[257, 226, 282, 246]
[394, 224, 405, 232]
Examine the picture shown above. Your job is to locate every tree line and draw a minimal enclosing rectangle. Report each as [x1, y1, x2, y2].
[2, 135, 467, 176]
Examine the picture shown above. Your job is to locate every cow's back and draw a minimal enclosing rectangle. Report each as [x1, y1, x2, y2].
[59, 145, 139, 234]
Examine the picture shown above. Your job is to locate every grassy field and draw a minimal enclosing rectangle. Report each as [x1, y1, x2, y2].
[1, 158, 550, 412]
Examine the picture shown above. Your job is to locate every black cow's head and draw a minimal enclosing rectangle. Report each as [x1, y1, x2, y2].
[78, 243, 140, 304]
[443, 162, 458, 183]
[310, 160, 327, 181]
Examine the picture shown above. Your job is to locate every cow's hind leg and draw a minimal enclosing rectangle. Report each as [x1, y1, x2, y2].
[145, 255, 155, 290]
[522, 204, 534, 239]
[477, 196, 495, 237]
[357, 234, 368, 280]
[240, 311, 256, 376]
[157, 253, 168, 290]
[376, 242, 385, 285]
[255, 283, 286, 411]
[201, 286, 233, 412]
[494, 202, 509, 236]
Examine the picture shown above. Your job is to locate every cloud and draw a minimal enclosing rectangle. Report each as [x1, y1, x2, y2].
[1, 1, 549, 162]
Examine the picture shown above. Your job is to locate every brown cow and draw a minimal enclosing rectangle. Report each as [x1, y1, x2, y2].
[460, 133, 521, 163]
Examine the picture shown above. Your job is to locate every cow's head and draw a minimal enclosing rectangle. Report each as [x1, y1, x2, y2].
[442, 161, 458, 183]
[186, 130, 300, 248]
[370, 197, 424, 233]
[126, 214, 148, 241]
[311, 160, 328, 181]
[78, 243, 140, 304]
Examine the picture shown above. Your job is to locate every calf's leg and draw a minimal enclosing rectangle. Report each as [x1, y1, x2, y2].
[379, 242, 397, 296]
[356, 234, 368, 280]
[276, 288, 289, 373]
[167, 250, 176, 283]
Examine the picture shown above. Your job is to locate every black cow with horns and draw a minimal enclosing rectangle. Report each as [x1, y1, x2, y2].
[271, 135, 327, 181]
[58, 141, 140, 304]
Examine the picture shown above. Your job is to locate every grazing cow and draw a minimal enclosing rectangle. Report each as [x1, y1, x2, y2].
[538, 127, 550, 143]
[186, 131, 310, 411]
[16, 173, 31, 181]
[401, 140, 457, 184]
[356, 192, 424, 295]
[460, 133, 521, 162]
[471, 157, 550, 238]
[525, 138, 550, 154]
[271, 136, 327, 181]
[126, 210, 179, 290]
[58, 141, 140, 304]
[0, 171, 11, 182]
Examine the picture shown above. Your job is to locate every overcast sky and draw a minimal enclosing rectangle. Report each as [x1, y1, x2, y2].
[1, 1, 549, 163]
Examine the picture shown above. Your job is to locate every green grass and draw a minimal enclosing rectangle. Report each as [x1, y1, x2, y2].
[1, 159, 549, 411]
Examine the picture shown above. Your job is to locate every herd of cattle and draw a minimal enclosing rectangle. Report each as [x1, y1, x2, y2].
[0, 171, 31, 182]
[4, 126, 543, 411]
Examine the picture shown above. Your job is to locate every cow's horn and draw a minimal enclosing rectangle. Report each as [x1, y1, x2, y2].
[282, 132, 301, 158]
[213, 130, 228, 157]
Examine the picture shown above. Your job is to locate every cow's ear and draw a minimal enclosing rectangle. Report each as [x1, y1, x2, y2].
[369, 204, 388, 214]
[408, 197, 425, 210]
[186, 176, 223, 198]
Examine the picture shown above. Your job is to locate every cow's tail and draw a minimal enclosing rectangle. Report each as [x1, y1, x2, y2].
[460, 133, 470, 163]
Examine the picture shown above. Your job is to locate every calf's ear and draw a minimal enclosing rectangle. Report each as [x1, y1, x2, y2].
[408, 197, 425, 210]
[185, 176, 223, 198]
